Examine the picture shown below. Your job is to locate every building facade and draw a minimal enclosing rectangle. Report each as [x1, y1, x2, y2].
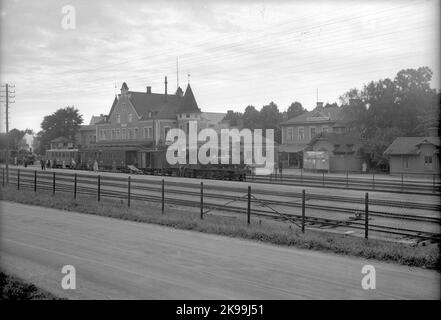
[304, 132, 367, 172]
[278, 103, 344, 168]
[77, 79, 225, 169]
[383, 129, 440, 175]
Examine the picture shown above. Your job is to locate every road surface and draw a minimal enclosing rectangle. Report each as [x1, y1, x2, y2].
[1, 201, 439, 299]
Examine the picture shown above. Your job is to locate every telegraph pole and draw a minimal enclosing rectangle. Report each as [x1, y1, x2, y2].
[1, 83, 15, 184]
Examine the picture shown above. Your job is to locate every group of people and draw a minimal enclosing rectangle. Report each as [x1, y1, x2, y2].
[38, 157, 99, 171]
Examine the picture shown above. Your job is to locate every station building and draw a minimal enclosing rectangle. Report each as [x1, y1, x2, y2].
[383, 128, 440, 175]
[77, 78, 226, 168]
[278, 102, 345, 168]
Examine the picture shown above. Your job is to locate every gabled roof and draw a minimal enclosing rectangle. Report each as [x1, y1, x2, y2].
[309, 132, 364, 154]
[128, 92, 182, 119]
[281, 106, 342, 126]
[384, 137, 440, 156]
[50, 136, 73, 143]
[105, 83, 202, 121]
[201, 112, 226, 125]
[89, 115, 106, 125]
[178, 84, 201, 114]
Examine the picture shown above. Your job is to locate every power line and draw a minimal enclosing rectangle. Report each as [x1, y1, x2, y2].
[0, 83, 15, 183]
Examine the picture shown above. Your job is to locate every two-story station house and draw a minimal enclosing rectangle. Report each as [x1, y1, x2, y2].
[79, 78, 224, 169]
[278, 102, 344, 168]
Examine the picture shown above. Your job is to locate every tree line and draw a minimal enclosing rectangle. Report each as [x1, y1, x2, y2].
[222, 66, 440, 162]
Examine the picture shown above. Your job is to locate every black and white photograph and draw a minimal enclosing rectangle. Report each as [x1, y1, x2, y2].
[0, 0, 440, 307]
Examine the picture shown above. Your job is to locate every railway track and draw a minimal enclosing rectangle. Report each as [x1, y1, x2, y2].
[20, 171, 440, 215]
[246, 174, 440, 196]
[13, 180, 441, 242]
[9, 170, 441, 242]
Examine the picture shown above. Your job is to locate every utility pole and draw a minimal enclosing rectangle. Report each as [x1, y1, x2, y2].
[0, 83, 15, 184]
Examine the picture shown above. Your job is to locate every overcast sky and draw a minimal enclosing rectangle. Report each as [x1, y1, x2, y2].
[1, 0, 439, 133]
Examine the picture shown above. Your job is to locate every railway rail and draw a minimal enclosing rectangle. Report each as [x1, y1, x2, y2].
[5, 168, 441, 242]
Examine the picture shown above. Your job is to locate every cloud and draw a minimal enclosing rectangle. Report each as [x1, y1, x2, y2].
[0, 0, 439, 133]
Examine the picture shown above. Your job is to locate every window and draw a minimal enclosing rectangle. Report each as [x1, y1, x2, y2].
[287, 127, 293, 140]
[310, 127, 316, 138]
[127, 128, 133, 139]
[116, 114, 120, 123]
[143, 127, 153, 139]
[128, 113, 133, 123]
[134, 127, 138, 139]
[298, 127, 305, 140]
[322, 126, 328, 133]
[425, 156, 433, 165]
[111, 129, 115, 140]
[186, 114, 190, 118]
[122, 128, 127, 140]
[402, 156, 409, 169]
[164, 126, 170, 139]
[116, 129, 121, 140]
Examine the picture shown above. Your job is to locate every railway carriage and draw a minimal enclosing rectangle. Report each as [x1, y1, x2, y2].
[45, 149, 80, 168]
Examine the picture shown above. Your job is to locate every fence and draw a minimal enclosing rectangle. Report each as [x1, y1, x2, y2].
[2, 167, 440, 242]
[249, 169, 440, 195]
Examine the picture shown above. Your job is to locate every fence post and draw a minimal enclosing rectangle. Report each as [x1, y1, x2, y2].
[200, 182, 204, 220]
[97, 175, 101, 202]
[365, 192, 369, 239]
[127, 176, 131, 207]
[247, 186, 251, 225]
[2, 167, 4, 187]
[34, 170, 37, 192]
[17, 168, 20, 190]
[53, 171, 55, 195]
[300, 168, 303, 184]
[74, 173, 77, 199]
[372, 172, 375, 189]
[161, 179, 165, 214]
[301, 189, 306, 233]
[401, 173, 404, 191]
[322, 171, 325, 187]
[433, 174, 435, 193]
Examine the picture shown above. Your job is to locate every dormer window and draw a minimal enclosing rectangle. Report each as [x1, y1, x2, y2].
[116, 114, 120, 123]
[128, 113, 133, 123]
[148, 112, 152, 118]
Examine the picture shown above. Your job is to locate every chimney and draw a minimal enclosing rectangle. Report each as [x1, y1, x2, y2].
[164, 76, 168, 97]
[428, 127, 439, 137]
[316, 102, 323, 109]
[146, 86, 151, 94]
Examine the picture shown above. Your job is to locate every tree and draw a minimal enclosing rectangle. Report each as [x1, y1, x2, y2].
[35, 106, 83, 154]
[259, 102, 283, 143]
[286, 101, 306, 119]
[339, 67, 439, 163]
[9, 128, 34, 150]
[222, 111, 243, 127]
[324, 102, 338, 108]
[242, 105, 261, 129]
